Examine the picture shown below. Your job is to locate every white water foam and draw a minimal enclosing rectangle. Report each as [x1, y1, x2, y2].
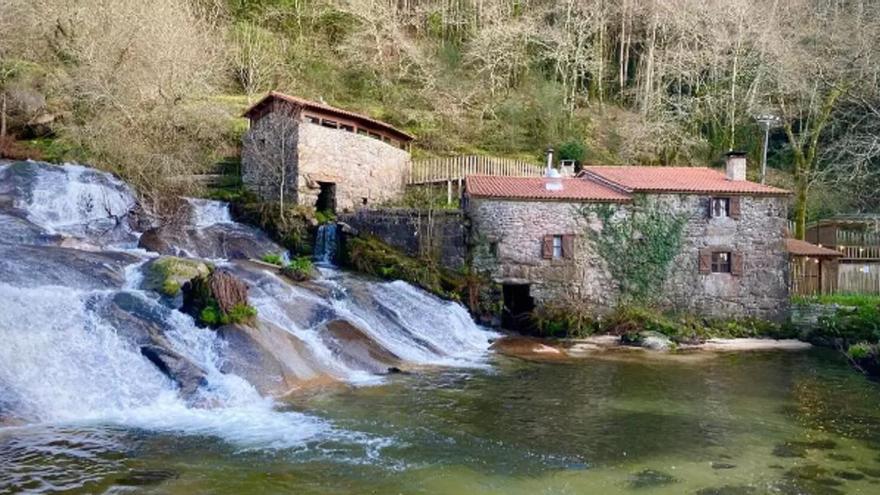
[18, 164, 136, 238]
[186, 198, 233, 227]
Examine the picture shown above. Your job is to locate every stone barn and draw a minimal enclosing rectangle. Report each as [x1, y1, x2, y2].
[465, 152, 792, 321]
[241, 91, 414, 212]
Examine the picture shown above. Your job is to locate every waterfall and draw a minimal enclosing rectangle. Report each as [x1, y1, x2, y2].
[186, 198, 233, 227]
[314, 223, 338, 265]
[0, 161, 496, 450]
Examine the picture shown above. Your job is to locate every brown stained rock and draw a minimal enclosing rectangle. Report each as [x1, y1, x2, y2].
[209, 269, 249, 314]
[489, 336, 570, 362]
[319, 319, 402, 373]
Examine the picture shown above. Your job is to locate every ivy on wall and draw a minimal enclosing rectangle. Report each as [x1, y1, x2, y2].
[577, 195, 687, 304]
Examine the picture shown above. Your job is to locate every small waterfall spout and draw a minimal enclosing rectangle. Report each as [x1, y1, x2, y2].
[314, 224, 338, 265]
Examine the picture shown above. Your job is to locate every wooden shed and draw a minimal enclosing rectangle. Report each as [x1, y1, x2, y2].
[786, 238, 843, 295]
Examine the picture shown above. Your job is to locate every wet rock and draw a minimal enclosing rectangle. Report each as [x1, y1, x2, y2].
[0, 243, 137, 289]
[620, 331, 673, 351]
[0, 213, 59, 246]
[827, 453, 855, 462]
[489, 336, 568, 361]
[777, 464, 845, 494]
[711, 462, 737, 470]
[695, 486, 755, 495]
[138, 223, 280, 260]
[857, 466, 880, 478]
[319, 319, 402, 374]
[773, 439, 837, 458]
[140, 345, 207, 398]
[116, 469, 179, 486]
[835, 470, 865, 480]
[217, 322, 335, 396]
[627, 469, 677, 489]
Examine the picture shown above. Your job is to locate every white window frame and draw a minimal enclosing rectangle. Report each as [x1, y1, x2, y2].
[711, 197, 730, 218]
[552, 235, 563, 259]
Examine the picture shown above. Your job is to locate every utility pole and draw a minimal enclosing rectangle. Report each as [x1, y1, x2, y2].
[755, 114, 780, 184]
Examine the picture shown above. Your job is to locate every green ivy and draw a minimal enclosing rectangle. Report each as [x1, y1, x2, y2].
[577, 195, 687, 304]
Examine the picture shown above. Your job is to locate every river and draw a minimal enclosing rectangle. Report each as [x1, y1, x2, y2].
[1, 162, 879, 494]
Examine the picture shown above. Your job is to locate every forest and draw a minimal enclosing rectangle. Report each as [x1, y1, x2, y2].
[1, 0, 879, 236]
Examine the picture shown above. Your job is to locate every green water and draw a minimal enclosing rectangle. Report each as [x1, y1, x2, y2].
[4, 349, 880, 494]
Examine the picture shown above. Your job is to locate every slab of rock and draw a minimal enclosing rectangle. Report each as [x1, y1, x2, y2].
[140, 345, 207, 399]
[0, 243, 137, 289]
[490, 336, 568, 361]
[319, 319, 402, 374]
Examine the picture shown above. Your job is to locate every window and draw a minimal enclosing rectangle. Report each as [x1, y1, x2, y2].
[711, 197, 730, 218]
[543, 234, 574, 259]
[340, 124, 354, 132]
[552, 235, 563, 258]
[357, 128, 370, 136]
[489, 241, 499, 257]
[711, 252, 731, 273]
[305, 115, 320, 124]
[321, 119, 339, 129]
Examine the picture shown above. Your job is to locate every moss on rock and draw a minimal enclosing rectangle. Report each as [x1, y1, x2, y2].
[143, 256, 212, 297]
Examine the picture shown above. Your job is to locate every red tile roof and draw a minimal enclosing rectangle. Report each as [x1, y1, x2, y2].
[581, 166, 789, 196]
[242, 91, 414, 141]
[466, 175, 631, 202]
[785, 238, 844, 257]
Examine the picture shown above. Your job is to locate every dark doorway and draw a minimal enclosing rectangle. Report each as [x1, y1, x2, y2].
[502, 283, 534, 332]
[316, 182, 336, 214]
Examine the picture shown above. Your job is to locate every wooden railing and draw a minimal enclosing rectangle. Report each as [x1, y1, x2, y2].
[408, 155, 544, 184]
[838, 245, 880, 260]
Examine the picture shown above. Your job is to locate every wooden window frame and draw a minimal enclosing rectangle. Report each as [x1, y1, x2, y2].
[542, 234, 575, 260]
[709, 196, 742, 220]
[711, 251, 732, 273]
[699, 248, 744, 276]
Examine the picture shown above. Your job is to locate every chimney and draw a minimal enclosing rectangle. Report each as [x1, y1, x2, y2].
[725, 151, 747, 181]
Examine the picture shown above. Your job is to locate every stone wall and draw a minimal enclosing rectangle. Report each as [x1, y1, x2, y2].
[339, 208, 466, 270]
[467, 194, 790, 320]
[656, 194, 790, 321]
[241, 113, 411, 212]
[296, 123, 410, 212]
[240, 108, 300, 203]
[467, 198, 620, 310]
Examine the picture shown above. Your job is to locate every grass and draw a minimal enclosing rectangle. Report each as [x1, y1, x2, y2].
[793, 293, 880, 308]
[260, 252, 285, 266]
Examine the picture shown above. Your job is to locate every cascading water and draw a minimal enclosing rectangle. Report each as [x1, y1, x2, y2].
[0, 161, 496, 459]
[314, 223, 338, 264]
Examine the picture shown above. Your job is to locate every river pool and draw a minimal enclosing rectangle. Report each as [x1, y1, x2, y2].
[3, 348, 880, 494]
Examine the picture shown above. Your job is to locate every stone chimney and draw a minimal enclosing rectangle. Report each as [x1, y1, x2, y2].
[725, 151, 747, 181]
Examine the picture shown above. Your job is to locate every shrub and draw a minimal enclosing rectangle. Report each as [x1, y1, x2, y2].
[197, 300, 257, 326]
[342, 235, 465, 300]
[260, 252, 285, 266]
[531, 302, 598, 338]
[314, 210, 336, 224]
[847, 342, 874, 360]
[280, 256, 315, 281]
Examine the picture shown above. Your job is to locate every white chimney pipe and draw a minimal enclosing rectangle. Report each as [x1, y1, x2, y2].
[725, 151, 747, 181]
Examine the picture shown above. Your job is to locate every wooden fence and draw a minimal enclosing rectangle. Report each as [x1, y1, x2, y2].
[790, 258, 836, 296]
[839, 262, 880, 294]
[408, 155, 544, 185]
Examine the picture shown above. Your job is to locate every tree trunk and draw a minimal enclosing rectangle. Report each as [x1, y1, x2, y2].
[794, 183, 808, 240]
[0, 93, 6, 138]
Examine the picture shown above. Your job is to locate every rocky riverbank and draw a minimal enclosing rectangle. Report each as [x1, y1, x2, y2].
[491, 334, 811, 362]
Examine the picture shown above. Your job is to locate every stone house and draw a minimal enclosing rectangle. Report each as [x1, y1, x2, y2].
[465, 153, 792, 322]
[241, 91, 414, 212]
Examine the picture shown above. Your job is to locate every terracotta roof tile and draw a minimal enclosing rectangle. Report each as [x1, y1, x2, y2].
[243, 91, 414, 141]
[466, 175, 631, 202]
[785, 238, 844, 257]
[581, 166, 789, 196]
